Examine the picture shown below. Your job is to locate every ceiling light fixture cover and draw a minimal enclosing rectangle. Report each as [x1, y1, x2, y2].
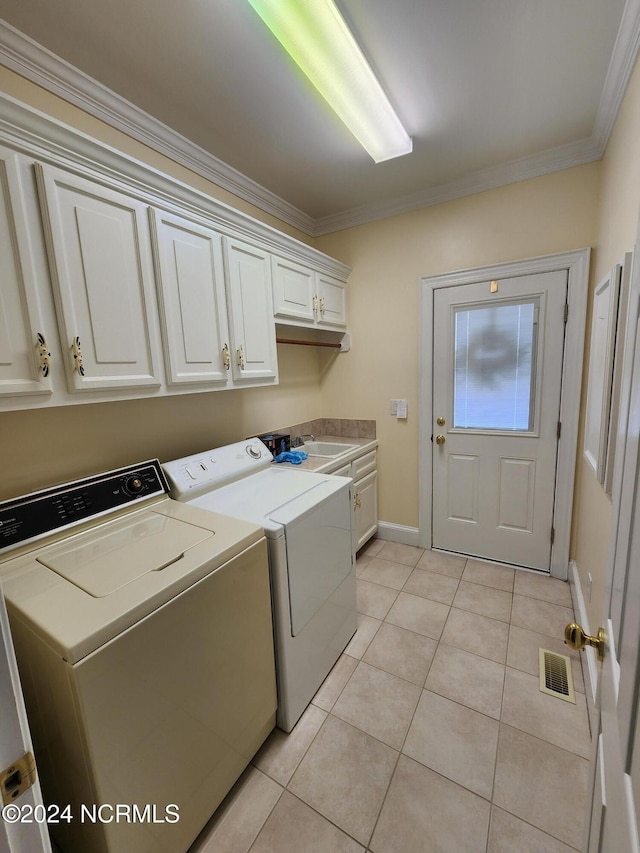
[247, 0, 412, 163]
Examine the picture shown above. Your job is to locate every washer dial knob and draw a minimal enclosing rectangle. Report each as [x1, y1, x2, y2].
[124, 475, 144, 495]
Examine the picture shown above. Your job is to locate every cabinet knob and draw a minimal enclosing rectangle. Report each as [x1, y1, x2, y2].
[72, 336, 85, 376]
[36, 333, 51, 378]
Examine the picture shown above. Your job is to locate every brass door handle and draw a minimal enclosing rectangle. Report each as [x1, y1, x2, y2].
[435, 434, 446, 445]
[564, 622, 606, 661]
[436, 417, 445, 426]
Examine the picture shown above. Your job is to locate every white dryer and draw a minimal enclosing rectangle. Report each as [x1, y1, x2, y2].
[163, 439, 356, 732]
[0, 461, 276, 853]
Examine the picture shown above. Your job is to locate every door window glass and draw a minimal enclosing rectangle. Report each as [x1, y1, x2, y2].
[453, 300, 538, 430]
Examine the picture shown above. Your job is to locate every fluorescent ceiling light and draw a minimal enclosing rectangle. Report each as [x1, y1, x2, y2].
[248, 0, 413, 163]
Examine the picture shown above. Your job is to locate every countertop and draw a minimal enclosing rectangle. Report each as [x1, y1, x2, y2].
[275, 435, 378, 474]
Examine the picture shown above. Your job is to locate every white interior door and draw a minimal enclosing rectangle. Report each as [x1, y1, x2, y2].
[0, 582, 50, 853]
[584, 253, 640, 851]
[432, 271, 567, 571]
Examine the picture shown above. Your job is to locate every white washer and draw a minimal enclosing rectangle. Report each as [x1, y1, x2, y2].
[0, 461, 276, 853]
[164, 438, 356, 732]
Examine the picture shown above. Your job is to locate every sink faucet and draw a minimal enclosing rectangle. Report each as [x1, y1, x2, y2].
[293, 434, 315, 447]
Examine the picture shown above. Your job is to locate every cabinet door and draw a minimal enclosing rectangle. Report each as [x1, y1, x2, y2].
[150, 209, 231, 386]
[271, 256, 315, 323]
[35, 164, 160, 392]
[316, 273, 347, 329]
[355, 470, 378, 551]
[223, 238, 278, 383]
[0, 150, 52, 397]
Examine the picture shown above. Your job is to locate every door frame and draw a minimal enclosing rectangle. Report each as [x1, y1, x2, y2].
[419, 248, 590, 579]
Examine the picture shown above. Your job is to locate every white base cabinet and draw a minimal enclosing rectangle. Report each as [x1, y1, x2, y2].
[332, 448, 378, 554]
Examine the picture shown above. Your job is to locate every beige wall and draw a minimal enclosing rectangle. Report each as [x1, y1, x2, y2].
[316, 166, 600, 528]
[0, 70, 324, 500]
[571, 56, 640, 632]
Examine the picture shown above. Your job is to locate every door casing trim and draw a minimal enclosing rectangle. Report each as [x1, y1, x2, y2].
[419, 249, 590, 579]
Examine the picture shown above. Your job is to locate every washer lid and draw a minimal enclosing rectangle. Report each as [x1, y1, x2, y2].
[37, 514, 213, 597]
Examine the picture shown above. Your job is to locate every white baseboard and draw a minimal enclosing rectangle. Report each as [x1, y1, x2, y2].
[376, 522, 421, 547]
[568, 559, 599, 728]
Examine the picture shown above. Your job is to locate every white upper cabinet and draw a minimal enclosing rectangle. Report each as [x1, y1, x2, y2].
[272, 256, 316, 323]
[223, 238, 278, 384]
[35, 164, 160, 392]
[149, 209, 231, 386]
[0, 148, 52, 397]
[272, 256, 347, 330]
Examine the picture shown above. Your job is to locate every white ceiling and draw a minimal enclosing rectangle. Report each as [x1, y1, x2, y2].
[0, 0, 632, 234]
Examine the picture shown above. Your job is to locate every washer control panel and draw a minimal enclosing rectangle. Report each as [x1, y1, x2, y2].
[0, 460, 168, 554]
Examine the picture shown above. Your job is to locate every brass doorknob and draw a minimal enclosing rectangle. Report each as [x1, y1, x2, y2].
[564, 622, 606, 661]
[436, 417, 446, 426]
[435, 434, 446, 445]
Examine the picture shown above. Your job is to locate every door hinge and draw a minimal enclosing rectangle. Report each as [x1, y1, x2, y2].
[1, 751, 36, 805]
[550, 527, 555, 546]
[564, 303, 569, 323]
[557, 421, 562, 439]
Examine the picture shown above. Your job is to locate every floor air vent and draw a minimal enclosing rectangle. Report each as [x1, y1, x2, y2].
[538, 648, 576, 703]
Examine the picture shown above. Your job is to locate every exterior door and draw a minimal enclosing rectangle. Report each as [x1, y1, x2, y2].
[583, 254, 640, 851]
[0, 582, 50, 853]
[432, 271, 567, 571]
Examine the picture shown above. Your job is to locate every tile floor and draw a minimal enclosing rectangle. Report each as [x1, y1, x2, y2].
[190, 539, 591, 853]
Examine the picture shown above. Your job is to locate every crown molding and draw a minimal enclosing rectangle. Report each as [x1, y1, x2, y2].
[0, 20, 316, 235]
[313, 138, 601, 234]
[592, 0, 640, 153]
[0, 6, 638, 237]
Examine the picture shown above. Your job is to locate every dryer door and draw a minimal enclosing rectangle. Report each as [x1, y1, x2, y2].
[271, 485, 352, 636]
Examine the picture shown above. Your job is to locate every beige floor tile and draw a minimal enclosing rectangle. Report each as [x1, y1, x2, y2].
[252, 704, 328, 786]
[331, 661, 421, 749]
[343, 613, 382, 660]
[359, 556, 414, 590]
[358, 537, 385, 558]
[190, 766, 282, 853]
[403, 690, 499, 799]
[250, 790, 365, 853]
[488, 806, 578, 853]
[511, 594, 574, 639]
[501, 667, 591, 758]
[463, 559, 515, 591]
[441, 607, 509, 664]
[385, 591, 450, 640]
[370, 755, 490, 853]
[426, 644, 505, 719]
[363, 622, 438, 685]
[493, 724, 589, 847]
[355, 555, 372, 578]
[377, 540, 424, 567]
[356, 578, 399, 619]
[312, 654, 358, 711]
[513, 570, 573, 607]
[507, 624, 585, 693]
[288, 715, 398, 846]
[356, 578, 398, 620]
[402, 568, 460, 604]
[454, 580, 513, 622]
[416, 549, 466, 578]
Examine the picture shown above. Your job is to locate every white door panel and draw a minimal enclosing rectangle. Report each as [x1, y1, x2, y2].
[432, 271, 567, 570]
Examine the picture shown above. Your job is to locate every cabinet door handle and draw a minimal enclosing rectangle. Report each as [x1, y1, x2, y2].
[353, 492, 361, 510]
[222, 343, 230, 370]
[72, 336, 85, 376]
[313, 295, 319, 317]
[36, 333, 51, 377]
[237, 344, 245, 369]
[320, 297, 326, 317]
